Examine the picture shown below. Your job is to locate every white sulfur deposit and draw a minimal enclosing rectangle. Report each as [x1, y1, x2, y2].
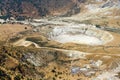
[49, 24, 113, 45]
[94, 65, 120, 80]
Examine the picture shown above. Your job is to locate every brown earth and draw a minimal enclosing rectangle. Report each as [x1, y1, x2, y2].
[0, 23, 32, 41]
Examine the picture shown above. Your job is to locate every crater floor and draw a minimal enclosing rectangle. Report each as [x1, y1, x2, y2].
[49, 24, 113, 45]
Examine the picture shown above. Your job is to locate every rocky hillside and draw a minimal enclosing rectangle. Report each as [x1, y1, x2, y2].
[0, 0, 84, 18]
[0, 0, 120, 80]
[0, 0, 120, 19]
